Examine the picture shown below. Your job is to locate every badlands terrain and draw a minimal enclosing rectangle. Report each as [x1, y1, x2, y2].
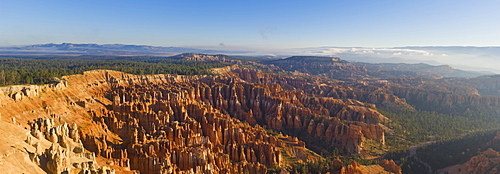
[1, 53, 500, 173]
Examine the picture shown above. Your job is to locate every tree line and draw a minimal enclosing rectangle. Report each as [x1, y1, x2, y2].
[0, 56, 232, 86]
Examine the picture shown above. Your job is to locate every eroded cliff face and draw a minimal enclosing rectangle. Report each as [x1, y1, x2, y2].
[0, 69, 400, 174]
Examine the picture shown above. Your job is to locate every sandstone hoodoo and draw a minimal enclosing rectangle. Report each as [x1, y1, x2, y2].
[93, 67, 388, 172]
[0, 67, 401, 173]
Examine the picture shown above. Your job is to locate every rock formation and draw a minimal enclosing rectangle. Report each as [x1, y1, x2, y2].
[339, 160, 401, 174]
[379, 159, 403, 174]
[437, 131, 500, 174]
[26, 118, 115, 174]
[0, 68, 399, 174]
[439, 148, 500, 174]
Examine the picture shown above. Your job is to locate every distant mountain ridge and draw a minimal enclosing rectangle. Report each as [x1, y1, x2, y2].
[263, 55, 490, 78]
[0, 43, 249, 55]
[352, 62, 491, 78]
[262, 55, 369, 78]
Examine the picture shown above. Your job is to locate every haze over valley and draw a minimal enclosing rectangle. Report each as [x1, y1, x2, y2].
[3, 43, 500, 74]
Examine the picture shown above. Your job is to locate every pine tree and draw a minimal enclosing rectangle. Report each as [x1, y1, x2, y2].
[0, 70, 4, 86]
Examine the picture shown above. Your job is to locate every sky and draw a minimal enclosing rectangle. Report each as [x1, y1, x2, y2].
[1, 0, 500, 49]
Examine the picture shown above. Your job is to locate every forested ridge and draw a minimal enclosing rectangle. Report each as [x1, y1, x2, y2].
[0, 55, 232, 86]
[380, 108, 498, 143]
[416, 130, 500, 171]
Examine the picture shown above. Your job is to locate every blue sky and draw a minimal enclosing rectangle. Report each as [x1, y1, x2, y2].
[1, 0, 500, 48]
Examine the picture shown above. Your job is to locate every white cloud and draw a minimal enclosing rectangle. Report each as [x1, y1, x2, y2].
[328, 48, 348, 54]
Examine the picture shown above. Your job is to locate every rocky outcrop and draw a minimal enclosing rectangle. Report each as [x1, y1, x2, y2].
[437, 131, 500, 174]
[341, 161, 365, 174]
[379, 159, 402, 174]
[0, 81, 67, 101]
[25, 118, 115, 174]
[439, 148, 500, 174]
[339, 160, 401, 174]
